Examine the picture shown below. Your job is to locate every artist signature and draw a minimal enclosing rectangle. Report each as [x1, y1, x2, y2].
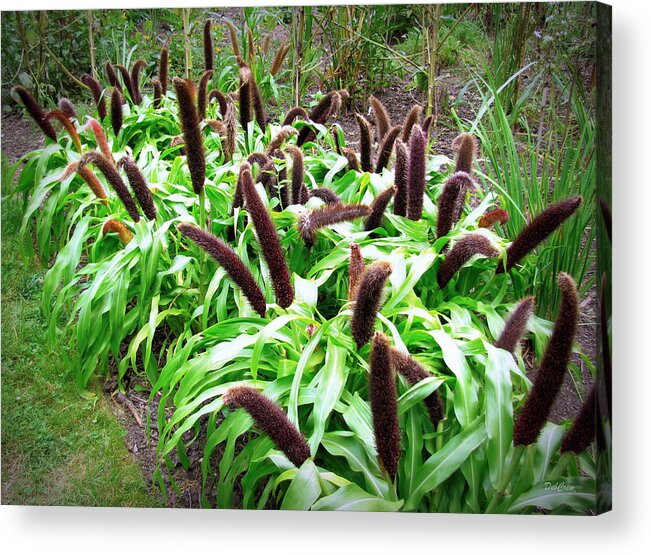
[544, 481, 575, 492]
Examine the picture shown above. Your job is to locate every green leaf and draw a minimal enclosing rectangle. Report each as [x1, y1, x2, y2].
[508, 477, 596, 514]
[430, 329, 478, 426]
[310, 340, 347, 451]
[404, 416, 487, 511]
[484, 343, 514, 488]
[311, 483, 403, 512]
[281, 459, 322, 510]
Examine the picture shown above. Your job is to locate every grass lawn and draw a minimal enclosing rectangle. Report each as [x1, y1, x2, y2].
[1, 156, 161, 507]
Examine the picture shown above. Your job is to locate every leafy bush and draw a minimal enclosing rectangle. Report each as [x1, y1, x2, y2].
[8, 22, 605, 513]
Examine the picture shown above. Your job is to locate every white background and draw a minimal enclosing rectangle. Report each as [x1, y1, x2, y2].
[1, 0, 649, 553]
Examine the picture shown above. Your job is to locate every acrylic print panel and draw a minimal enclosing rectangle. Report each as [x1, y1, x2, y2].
[1, 1, 610, 514]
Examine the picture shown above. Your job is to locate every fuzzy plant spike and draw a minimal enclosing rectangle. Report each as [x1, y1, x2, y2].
[355, 113, 373, 173]
[374, 125, 402, 173]
[342, 148, 360, 172]
[247, 153, 277, 198]
[401, 105, 422, 143]
[239, 65, 253, 131]
[159, 46, 168, 96]
[497, 196, 583, 273]
[203, 19, 214, 71]
[79, 151, 140, 222]
[351, 261, 392, 348]
[495, 296, 535, 354]
[209, 89, 230, 117]
[437, 234, 499, 288]
[370, 96, 391, 142]
[205, 120, 225, 135]
[479, 208, 510, 229]
[80, 74, 108, 120]
[560, 386, 596, 454]
[241, 167, 294, 308]
[103, 219, 133, 245]
[298, 204, 369, 248]
[348, 242, 365, 301]
[114, 65, 135, 104]
[117, 157, 157, 220]
[232, 161, 251, 212]
[309, 188, 341, 206]
[110, 87, 124, 137]
[105, 61, 120, 90]
[422, 115, 434, 137]
[178, 224, 267, 317]
[285, 146, 307, 205]
[270, 43, 290, 76]
[436, 171, 475, 239]
[392, 139, 408, 216]
[60, 162, 108, 201]
[152, 79, 163, 108]
[13, 86, 57, 141]
[406, 125, 426, 221]
[250, 73, 267, 131]
[390, 348, 444, 427]
[224, 386, 311, 467]
[130, 59, 147, 105]
[197, 70, 214, 120]
[513, 273, 580, 446]
[223, 101, 237, 162]
[225, 19, 241, 58]
[44, 110, 81, 152]
[268, 126, 298, 154]
[173, 77, 206, 196]
[364, 187, 395, 231]
[58, 98, 77, 120]
[452, 132, 477, 175]
[282, 106, 308, 127]
[296, 91, 340, 147]
[369, 332, 401, 480]
[85, 118, 113, 163]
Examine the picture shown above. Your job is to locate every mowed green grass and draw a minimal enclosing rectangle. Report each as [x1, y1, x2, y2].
[1, 157, 161, 507]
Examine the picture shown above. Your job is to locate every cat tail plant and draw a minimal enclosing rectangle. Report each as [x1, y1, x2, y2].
[240, 164, 294, 309]
[486, 272, 580, 513]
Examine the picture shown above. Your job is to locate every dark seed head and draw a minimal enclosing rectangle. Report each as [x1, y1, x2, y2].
[351, 261, 392, 348]
[224, 386, 310, 467]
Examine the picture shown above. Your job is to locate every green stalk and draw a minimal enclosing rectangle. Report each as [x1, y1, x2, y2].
[485, 444, 525, 513]
[198, 188, 208, 306]
[87, 11, 96, 79]
[182, 8, 192, 79]
[548, 452, 573, 481]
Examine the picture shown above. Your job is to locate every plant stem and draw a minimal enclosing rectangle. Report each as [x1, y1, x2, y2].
[292, 6, 305, 107]
[87, 11, 96, 79]
[182, 8, 192, 79]
[198, 189, 208, 307]
[485, 444, 525, 513]
[425, 4, 441, 116]
[548, 452, 573, 481]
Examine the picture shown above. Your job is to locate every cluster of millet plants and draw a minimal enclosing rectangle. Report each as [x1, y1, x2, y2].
[10, 17, 605, 514]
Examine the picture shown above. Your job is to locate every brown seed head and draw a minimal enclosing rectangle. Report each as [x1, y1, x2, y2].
[437, 234, 499, 288]
[513, 273, 580, 446]
[223, 386, 310, 467]
[351, 261, 392, 348]
[178, 224, 267, 317]
[369, 332, 401, 480]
